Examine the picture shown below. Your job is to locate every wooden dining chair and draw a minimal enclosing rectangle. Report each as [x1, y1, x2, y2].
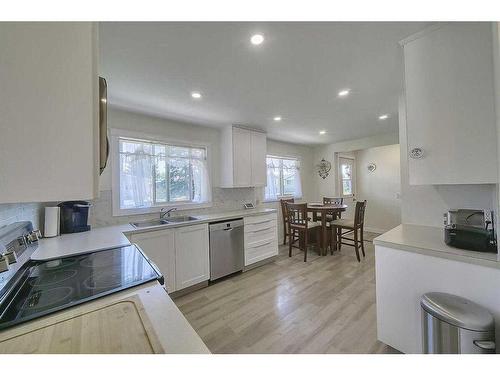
[280, 197, 295, 245]
[329, 200, 367, 262]
[286, 203, 321, 262]
[323, 197, 344, 221]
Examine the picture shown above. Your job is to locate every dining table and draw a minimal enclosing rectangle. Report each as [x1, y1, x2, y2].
[307, 202, 348, 256]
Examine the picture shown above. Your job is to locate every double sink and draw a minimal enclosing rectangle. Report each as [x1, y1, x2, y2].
[131, 216, 199, 228]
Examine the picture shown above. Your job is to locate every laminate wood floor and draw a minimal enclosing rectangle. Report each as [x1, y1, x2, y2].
[174, 240, 399, 354]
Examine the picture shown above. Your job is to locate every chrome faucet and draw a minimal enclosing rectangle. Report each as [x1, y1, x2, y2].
[160, 207, 177, 219]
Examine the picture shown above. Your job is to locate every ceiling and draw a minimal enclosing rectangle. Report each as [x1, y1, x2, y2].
[99, 22, 429, 145]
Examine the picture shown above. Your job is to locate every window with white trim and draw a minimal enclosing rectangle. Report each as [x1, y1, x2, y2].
[338, 156, 355, 198]
[264, 156, 302, 201]
[116, 137, 210, 212]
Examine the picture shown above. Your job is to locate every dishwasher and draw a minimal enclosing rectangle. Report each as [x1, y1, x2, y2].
[209, 219, 244, 281]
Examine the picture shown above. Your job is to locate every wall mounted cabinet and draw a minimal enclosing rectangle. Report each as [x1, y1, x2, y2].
[401, 23, 498, 185]
[0, 23, 99, 203]
[220, 126, 267, 188]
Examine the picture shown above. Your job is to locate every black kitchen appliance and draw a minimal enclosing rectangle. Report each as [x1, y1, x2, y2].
[58, 201, 91, 234]
[444, 209, 497, 253]
[0, 221, 163, 330]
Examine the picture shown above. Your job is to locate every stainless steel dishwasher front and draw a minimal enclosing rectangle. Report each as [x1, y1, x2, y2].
[209, 219, 244, 281]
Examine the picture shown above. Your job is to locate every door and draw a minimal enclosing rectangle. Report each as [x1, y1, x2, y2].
[232, 127, 252, 186]
[338, 156, 356, 219]
[251, 131, 267, 186]
[175, 224, 210, 290]
[130, 229, 176, 293]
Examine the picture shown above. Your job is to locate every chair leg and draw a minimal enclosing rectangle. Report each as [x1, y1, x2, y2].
[337, 228, 342, 251]
[288, 233, 293, 257]
[283, 230, 287, 245]
[353, 227, 360, 262]
[360, 227, 365, 257]
[304, 230, 308, 262]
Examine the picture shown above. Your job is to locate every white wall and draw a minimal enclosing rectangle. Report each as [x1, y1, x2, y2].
[93, 107, 316, 229]
[399, 96, 497, 227]
[314, 132, 399, 199]
[355, 144, 401, 233]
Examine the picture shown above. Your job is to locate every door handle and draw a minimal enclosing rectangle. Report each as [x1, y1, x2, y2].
[473, 340, 496, 350]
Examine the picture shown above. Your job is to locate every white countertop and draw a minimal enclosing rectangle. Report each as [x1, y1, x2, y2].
[32, 208, 276, 260]
[373, 224, 500, 269]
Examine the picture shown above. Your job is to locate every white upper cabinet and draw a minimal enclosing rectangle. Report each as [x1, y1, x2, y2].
[0, 23, 99, 203]
[220, 126, 267, 188]
[402, 23, 498, 185]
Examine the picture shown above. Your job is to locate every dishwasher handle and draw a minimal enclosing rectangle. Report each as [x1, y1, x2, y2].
[223, 227, 234, 231]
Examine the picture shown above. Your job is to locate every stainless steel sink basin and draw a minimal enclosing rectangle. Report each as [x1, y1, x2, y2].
[131, 219, 170, 228]
[165, 216, 199, 223]
[131, 216, 199, 228]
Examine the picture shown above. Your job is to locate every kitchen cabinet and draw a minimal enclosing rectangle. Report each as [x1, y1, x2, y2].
[130, 224, 209, 293]
[220, 126, 267, 188]
[401, 23, 498, 185]
[175, 224, 210, 290]
[130, 229, 176, 293]
[244, 213, 278, 266]
[0, 22, 99, 203]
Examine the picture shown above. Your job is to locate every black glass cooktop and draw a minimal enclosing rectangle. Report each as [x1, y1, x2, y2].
[0, 245, 162, 330]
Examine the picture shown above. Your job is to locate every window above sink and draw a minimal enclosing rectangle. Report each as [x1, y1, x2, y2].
[111, 129, 213, 216]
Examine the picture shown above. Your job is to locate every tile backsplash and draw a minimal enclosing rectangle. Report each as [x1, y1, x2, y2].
[89, 187, 259, 227]
[0, 187, 262, 232]
[0, 202, 46, 229]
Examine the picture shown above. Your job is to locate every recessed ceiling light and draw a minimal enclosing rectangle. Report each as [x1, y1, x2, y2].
[338, 89, 350, 97]
[378, 114, 389, 120]
[319, 130, 326, 135]
[250, 34, 264, 45]
[273, 116, 282, 122]
[191, 92, 202, 99]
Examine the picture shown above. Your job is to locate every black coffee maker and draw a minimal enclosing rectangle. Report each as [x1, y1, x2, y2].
[58, 201, 91, 234]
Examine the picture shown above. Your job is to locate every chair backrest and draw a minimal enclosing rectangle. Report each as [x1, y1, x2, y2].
[323, 197, 343, 206]
[280, 197, 295, 224]
[354, 200, 367, 227]
[286, 202, 309, 228]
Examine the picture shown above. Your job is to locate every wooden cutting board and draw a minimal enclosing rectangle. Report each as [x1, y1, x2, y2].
[0, 295, 164, 354]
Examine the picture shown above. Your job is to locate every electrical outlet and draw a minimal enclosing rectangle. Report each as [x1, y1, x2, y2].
[484, 210, 492, 223]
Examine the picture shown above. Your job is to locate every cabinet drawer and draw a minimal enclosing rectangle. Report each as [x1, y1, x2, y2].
[244, 214, 277, 231]
[244, 226, 276, 246]
[245, 239, 278, 266]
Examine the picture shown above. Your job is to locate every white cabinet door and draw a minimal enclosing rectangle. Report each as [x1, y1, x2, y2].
[0, 23, 98, 203]
[232, 127, 252, 187]
[174, 224, 210, 290]
[403, 23, 497, 185]
[251, 131, 267, 187]
[130, 229, 176, 293]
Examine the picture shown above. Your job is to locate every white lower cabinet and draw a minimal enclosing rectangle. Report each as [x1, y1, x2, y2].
[130, 223, 209, 293]
[244, 213, 278, 266]
[174, 224, 210, 290]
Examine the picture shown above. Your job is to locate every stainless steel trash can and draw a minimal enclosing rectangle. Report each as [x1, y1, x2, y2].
[421, 292, 496, 353]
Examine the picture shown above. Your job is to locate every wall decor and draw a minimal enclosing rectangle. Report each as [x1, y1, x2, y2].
[316, 158, 332, 179]
[367, 163, 377, 172]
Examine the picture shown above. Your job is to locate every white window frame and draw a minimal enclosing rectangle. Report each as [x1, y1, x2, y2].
[338, 156, 356, 198]
[111, 128, 213, 216]
[264, 155, 302, 202]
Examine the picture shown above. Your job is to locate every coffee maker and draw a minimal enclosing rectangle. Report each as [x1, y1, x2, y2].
[444, 209, 496, 253]
[58, 201, 91, 234]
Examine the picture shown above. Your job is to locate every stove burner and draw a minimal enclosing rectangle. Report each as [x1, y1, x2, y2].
[29, 269, 78, 287]
[79, 253, 121, 268]
[41, 258, 78, 270]
[20, 286, 74, 311]
[83, 270, 134, 290]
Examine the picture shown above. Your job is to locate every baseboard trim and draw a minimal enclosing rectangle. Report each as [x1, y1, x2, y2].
[363, 226, 386, 234]
[170, 280, 209, 299]
[244, 256, 277, 272]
